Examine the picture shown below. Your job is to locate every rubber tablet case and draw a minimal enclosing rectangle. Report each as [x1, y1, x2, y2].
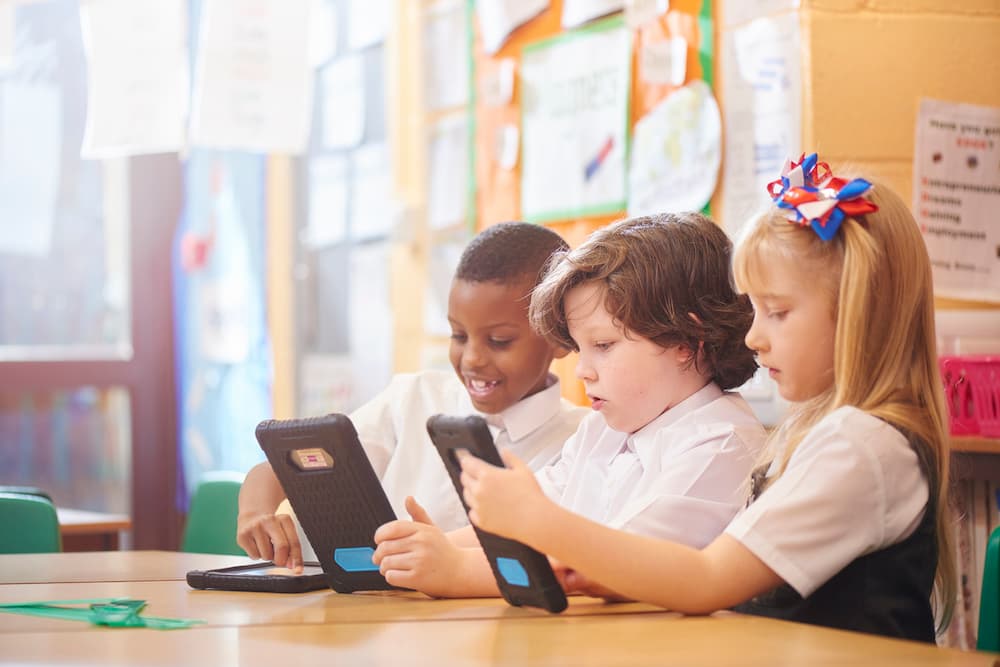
[255, 414, 397, 593]
[426, 414, 568, 613]
[186, 562, 329, 593]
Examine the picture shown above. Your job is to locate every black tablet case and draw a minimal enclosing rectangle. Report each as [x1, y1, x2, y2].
[255, 415, 397, 593]
[186, 562, 328, 593]
[426, 414, 568, 613]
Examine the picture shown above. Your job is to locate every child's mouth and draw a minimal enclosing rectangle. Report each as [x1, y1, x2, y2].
[589, 396, 606, 411]
[466, 378, 501, 398]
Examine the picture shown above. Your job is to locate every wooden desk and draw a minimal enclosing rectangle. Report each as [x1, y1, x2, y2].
[56, 508, 132, 551]
[0, 551, 251, 585]
[0, 580, 666, 634]
[0, 552, 994, 666]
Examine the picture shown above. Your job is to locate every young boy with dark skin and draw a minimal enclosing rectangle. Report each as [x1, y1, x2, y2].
[236, 222, 587, 569]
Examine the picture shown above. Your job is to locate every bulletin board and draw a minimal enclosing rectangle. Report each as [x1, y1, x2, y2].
[468, 0, 717, 237]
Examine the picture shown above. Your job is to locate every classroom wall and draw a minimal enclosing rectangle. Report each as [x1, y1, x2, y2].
[718, 0, 1000, 313]
[386, 0, 1000, 393]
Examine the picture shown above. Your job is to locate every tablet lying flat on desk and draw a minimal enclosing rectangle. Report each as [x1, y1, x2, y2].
[187, 562, 328, 593]
[255, 414, 399, 593]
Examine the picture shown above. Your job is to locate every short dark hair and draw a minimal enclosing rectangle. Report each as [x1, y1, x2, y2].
[455, 222, 569, 288]
[530, 212, 757, 390]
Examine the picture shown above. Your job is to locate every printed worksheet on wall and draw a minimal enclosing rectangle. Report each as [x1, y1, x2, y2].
[79, 0, 189, 158]
[519, 18, 630, 222]
[190, 0, 312, 153]
[719, 12, 801, 236]
[913, 98, 1000, 303]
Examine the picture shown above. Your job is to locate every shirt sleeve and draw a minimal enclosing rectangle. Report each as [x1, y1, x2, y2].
[724, 407, 929, 597]
[348, 376, 404, 478]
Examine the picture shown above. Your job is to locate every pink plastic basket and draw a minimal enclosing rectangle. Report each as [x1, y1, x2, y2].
[939, 355, 1000, 437]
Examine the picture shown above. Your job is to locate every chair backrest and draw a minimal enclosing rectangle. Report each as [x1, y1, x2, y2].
[0, 485, 53, 504]
[180, 472, 246, 555]
[0, 492, 61, 554]
[980, 525, 1000, 651]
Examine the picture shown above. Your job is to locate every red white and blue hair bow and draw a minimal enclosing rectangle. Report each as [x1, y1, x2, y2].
[766, 153, 879, 241]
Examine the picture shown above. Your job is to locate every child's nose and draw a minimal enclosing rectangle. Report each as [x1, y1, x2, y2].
[462, 340, 489, 369]
[574, 356, 596, 382]
[744, 318, 766, 353]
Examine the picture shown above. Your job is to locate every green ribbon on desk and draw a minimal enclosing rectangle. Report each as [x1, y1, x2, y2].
[0, 598, 203, 630]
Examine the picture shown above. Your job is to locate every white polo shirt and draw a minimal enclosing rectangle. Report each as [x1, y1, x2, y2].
[536, 383, 767, 549]
[279, 369, 587, 560]
[725, 406, 929, 598]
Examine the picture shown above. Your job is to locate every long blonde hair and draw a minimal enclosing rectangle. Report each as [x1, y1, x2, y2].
[733, 179, 955, 632]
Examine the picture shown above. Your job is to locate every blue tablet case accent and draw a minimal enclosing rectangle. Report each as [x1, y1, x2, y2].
[255, 415, 399, 593]
[496, 557, 529, 587]
[334, 547, 380, 573]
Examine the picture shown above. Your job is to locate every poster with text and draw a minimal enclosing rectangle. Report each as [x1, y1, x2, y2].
[719, 13, 801, 236]
[190, 0, 312, 153]
[913, 98, 1000, 303]
[79, 0, 189, 158]
[520, 19, 630, 223]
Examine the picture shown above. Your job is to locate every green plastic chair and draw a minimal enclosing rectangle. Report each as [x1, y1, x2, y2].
[979, 525, 1000, 651]
[0, 485, 53, 504]
[180, 471, 246, 555]
[0, 492, 62, 553]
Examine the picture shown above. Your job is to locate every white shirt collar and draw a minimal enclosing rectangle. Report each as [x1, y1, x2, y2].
[481, 373, 561, 443]
[615, 382, 724, 467]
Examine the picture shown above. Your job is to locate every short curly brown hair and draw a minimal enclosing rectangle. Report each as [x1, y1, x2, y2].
[529, 212, 757, 390]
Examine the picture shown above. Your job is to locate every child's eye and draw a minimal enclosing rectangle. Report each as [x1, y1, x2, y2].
[594, 341, 613, 351]
[768, 310, 788, 321]
[489, 338, 513, 348]
[450, 332, 467, 343]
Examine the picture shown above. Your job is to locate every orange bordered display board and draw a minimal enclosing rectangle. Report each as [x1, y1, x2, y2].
[469, 0, 716, 246]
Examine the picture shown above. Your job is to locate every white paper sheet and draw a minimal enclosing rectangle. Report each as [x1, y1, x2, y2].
[562, 0, 623, 28]
[308, 0, 337, 67]
[628, 80, 720, 217]
[190, 0, 312, 154]
[639, 35, 686, 86]
[423, 0, 469, 110]
[427, 113, 469, 229]
[423, 233, 469, 337]
[0, 81, 60, 257]
[722, 0, 800, 28]
[350, 141, 393, 240]
[624, 0, 668, 29]
[79, 0, 188, 158]
[305, 154, 349, 248]
[347, 0, 389, 50]
[0, 4, 14, 71]
[913, 98, 1000, 303]
[480, 58, 515, 107]
[496, 123, 519, 170]
[719, 13, 801, 236]
[520, 22, 630, 222]
[348, 242, 394, 404]
[321, 54, 365, 149]
[476, 0, 549, 55]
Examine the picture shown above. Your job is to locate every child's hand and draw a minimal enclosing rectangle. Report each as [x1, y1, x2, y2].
[559, 568, 632, 602]
[459, 449, 547, 542]
[236, 511, 303, 573]
[372, 497, 470, 597]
